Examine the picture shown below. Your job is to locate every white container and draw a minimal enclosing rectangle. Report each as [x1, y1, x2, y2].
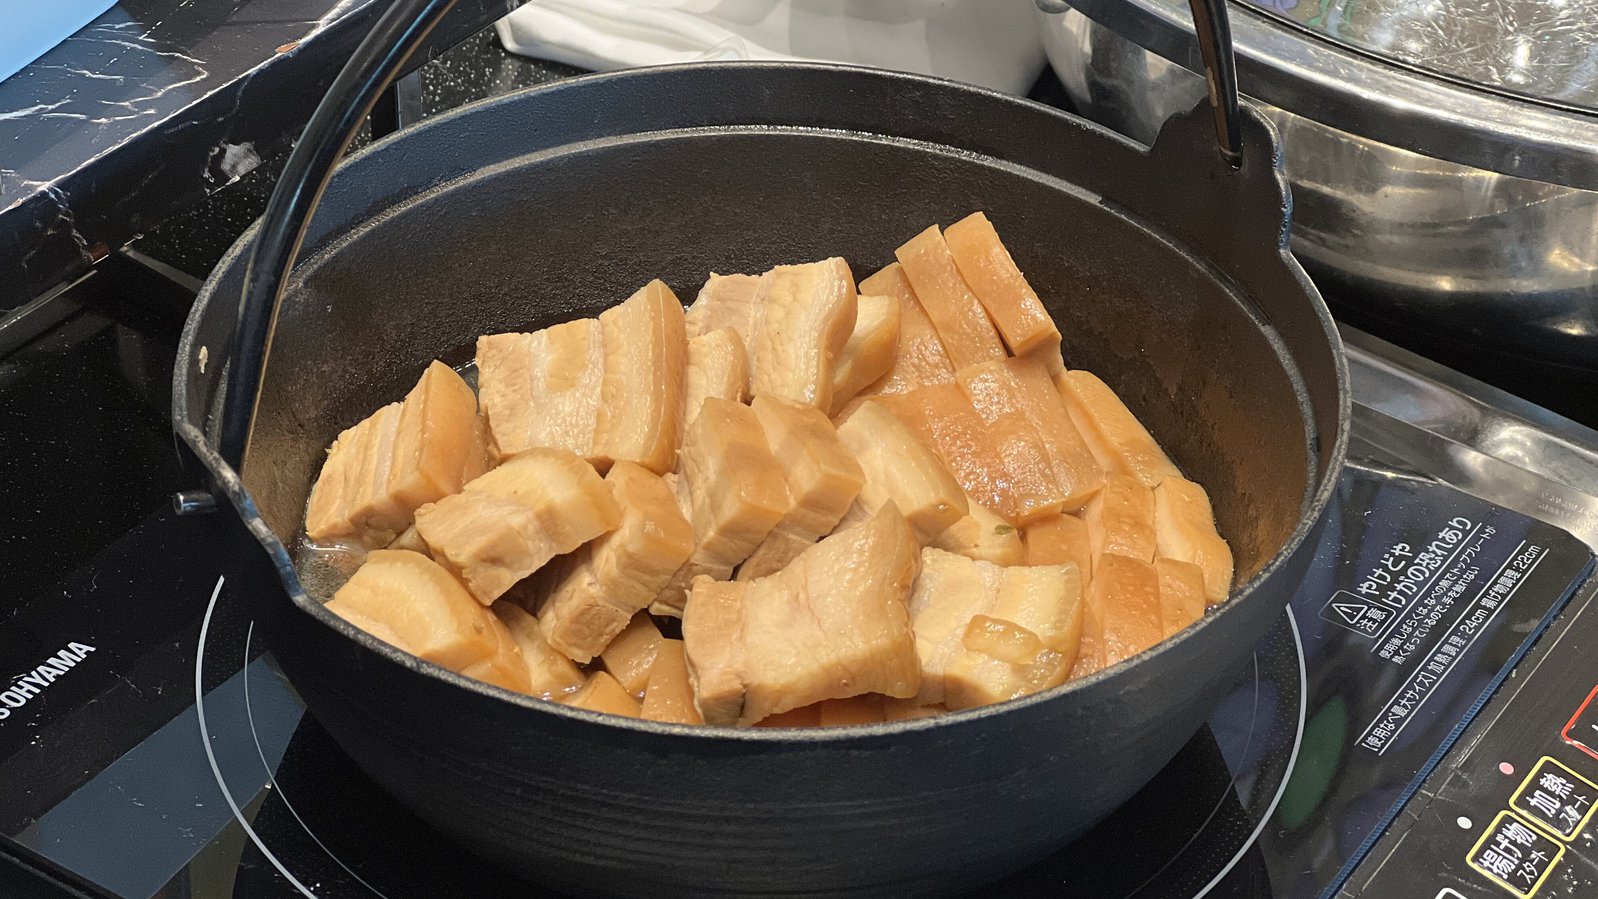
[496, 0, 1046, 95]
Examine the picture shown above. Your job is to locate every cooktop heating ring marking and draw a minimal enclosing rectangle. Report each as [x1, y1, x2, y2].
[194, 574, 320, 899]
[1125, 651, 1266, 896]
[1193, 609, 1308, 899]
[242, 620, 392, 898]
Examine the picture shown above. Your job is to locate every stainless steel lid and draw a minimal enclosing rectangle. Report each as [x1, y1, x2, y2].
[1045, 0, 1598, 190]
[1274, 0, 1598, 113]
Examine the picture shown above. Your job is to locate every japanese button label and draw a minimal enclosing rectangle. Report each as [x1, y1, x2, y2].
[1562, 684, 1598, 762]
[1467, 810, 1564, 898]
[1510, 756, 1597, 841]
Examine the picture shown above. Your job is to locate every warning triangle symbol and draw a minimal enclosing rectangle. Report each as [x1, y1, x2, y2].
[1332, 602, 1366, 624]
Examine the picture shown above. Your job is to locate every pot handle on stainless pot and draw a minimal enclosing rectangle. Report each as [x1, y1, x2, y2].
[219, 0, 464, 470]
[1038, 0, 1242, 165]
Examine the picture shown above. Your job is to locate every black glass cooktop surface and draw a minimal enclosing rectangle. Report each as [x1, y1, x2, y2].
[1, 424, 1591, 896]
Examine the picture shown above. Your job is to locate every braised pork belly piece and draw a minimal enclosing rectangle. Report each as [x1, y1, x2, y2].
[650, 397, 791, 617]
[894, 225, 1005, 370]
[533, 461, 694, 663]
[929, 501, 1024, 567]
[325, 549, 531, 693]
[683, 503, 921, 726]
[829, 292, 901, 414]
[414, 448, 620, 605]
[492, 603, 586, 699]
[751, 258, 858, 412]
[1154, 476, 1235, 604]
[1079, 552, 1163, 675]
[1022, 513, 1093, 583]
[477, 279, 686, 474]
[1082, 474, 1157, 570]
[684, 328, 750, 426]
[878, 383, 1059, 526]
[306, 361, 487, 548]
[1055, 370, 1180, 488]
[476, 320, 605, 463]
[855, 262, 955, 398]
[737, 395, 864, 580]
[943, 211, 1060, 358]
[640, 638, 703, 725]
[835, 399, 967, 544]
[907, 548, 1082, 710]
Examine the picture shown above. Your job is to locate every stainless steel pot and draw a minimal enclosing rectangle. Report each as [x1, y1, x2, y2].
[1037, 1, 1598, 375]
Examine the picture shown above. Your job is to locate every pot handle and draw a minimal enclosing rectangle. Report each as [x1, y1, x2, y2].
[1037, 0, 1241, 165]
[221, 0, 1244, 470]
[219, 0, 465, 469]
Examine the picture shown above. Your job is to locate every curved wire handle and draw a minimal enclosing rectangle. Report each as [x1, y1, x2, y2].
[1036, 0, 1242, 166]
[223, 0, 1244, 470]
[1187, 0, 1242, 165]
[219, 0, 462, 469]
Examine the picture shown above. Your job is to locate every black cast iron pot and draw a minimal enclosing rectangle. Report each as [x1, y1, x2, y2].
[172, 8, 1348, 894]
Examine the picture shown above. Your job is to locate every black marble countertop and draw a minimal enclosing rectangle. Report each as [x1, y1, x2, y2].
[0, 0, 518, 311]
[0, 29, 577, 605]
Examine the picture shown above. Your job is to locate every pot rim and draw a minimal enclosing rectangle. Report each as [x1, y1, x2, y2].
[174, 59, 1351, 743]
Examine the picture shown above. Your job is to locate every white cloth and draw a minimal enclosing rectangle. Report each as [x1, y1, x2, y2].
[496, 0, 1047, 95]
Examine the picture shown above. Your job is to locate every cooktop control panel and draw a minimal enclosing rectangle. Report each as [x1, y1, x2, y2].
[1341, 574, 1598, 899]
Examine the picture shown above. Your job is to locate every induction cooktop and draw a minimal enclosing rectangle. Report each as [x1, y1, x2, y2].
[2, 262, 1596, 898]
